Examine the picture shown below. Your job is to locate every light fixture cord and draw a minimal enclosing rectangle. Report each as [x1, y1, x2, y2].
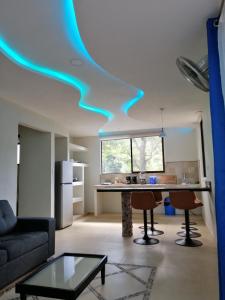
[160, 108, 164, 129]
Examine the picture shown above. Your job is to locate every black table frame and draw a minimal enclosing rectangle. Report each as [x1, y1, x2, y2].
[16, 253, 108, 300]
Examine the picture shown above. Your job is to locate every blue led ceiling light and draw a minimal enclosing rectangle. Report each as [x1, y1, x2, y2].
[0, 0, 144, 130]
[65, 0, 145, 113]
[121, 89, 145, 114]
[0, 37, 113, 120]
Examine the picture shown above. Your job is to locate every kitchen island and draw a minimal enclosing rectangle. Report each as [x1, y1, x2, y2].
[93, 183, 211, 237]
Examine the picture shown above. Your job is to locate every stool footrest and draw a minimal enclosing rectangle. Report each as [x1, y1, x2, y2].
[146, 229, 164, 236]
[177, 231, 201, 238]
[175, 238, 202, 247]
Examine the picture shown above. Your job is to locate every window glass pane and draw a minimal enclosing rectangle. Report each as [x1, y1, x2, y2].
[101, 139, 131, 173]
[132, 136, 164, 172]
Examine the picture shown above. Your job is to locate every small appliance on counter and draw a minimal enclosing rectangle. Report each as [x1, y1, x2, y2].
[131, 176, 137, 184]
[126, 176, 131, 184]
[126, 175, 137, 184]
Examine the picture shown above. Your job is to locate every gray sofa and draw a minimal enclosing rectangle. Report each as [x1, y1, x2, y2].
[0, 200, 55, 290]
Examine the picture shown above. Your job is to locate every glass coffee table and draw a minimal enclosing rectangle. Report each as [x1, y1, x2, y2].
[16, 253, 107, 300]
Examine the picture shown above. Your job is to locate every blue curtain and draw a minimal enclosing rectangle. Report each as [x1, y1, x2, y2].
[207, 18, 225, 300]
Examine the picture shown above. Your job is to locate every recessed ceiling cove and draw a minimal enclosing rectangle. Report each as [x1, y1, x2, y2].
[0, 0, 144, 132]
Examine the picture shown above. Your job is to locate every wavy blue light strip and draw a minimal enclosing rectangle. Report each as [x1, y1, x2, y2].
[64, 0, 95, 64]
[65, 0, 144, 112]
[0, 37, 114, 120]
[121, 89, 144, 114]
[0, 0, 144, 123]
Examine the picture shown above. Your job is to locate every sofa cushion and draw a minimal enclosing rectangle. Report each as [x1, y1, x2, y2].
[0, 249, 7, 266]
[0, 231, 48, 261]
[0, 200, 17, 236]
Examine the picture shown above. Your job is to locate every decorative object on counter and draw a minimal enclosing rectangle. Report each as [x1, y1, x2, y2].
[140, 178, 146, 184]
[149, 176, 157, 184]
[182, 172, 188, 184]
[139, 172, 146, 184]
[205, 180, 211, 189]
[114, 177, 125, 184]
[114, 177, 119, 184]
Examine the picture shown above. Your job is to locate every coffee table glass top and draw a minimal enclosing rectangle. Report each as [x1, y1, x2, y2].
[24, 255, 102, 290]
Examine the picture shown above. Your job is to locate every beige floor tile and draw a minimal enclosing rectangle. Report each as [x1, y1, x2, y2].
[56, 213, 219, 300]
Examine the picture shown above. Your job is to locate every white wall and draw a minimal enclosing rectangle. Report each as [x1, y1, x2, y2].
[73, 127, 198, 214]
[0, 97, 68, 215]
[164, 128, 198, 162]
[196, 102, 216, 237]
[55, 137, 69, 162]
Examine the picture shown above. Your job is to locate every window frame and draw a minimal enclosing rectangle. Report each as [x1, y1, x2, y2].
[100, 136, 165, 174]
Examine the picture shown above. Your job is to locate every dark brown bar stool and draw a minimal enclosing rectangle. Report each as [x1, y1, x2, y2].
[148, 191, 164, 236]
[139, 191, 163, 235]
[169, 191, 203, 247]
[131, 191, 160, 245]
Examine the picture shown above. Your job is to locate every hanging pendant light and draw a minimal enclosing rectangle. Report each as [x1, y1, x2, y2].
[159, 108, 166, 138]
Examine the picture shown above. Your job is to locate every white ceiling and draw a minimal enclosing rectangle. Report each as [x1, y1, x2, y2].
[0, 0, 221, 136]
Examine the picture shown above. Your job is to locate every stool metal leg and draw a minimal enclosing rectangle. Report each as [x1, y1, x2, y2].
[133, 210, 159, 245]
[147, 209, 164, 236]
[175, 210, 202, 247]
[182, 221, 197, 226]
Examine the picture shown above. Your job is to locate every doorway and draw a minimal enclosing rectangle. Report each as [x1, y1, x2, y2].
[17, 125, 54, 217]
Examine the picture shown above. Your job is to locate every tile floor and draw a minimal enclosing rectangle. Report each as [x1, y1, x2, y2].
[55, 214, 219, 300]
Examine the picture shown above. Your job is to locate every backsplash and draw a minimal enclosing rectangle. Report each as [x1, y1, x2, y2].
[100, 160, 200, 184]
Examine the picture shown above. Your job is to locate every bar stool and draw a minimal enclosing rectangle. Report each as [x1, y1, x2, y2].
[131, 191, 160, 245]
[169, 191, 203, 247]
[178, 195, 201, 237]
[148, 191, 164, 236]
[139, 192, 164, 235]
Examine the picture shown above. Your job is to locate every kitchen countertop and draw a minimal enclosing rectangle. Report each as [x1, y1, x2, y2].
[94, 183, 211, 192]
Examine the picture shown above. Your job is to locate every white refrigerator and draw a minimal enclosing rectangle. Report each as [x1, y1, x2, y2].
[55, 161, 73, 229]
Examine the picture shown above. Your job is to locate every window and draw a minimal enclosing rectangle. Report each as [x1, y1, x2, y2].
[101, 139, 131, 173]
[132, 136, 164, 172]
[101, 136, 164, 174]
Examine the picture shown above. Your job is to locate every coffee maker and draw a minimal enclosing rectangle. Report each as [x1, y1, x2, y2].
[126, 175, 137, 184]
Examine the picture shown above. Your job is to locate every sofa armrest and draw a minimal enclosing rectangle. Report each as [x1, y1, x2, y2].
[16, 217, 55, 257]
